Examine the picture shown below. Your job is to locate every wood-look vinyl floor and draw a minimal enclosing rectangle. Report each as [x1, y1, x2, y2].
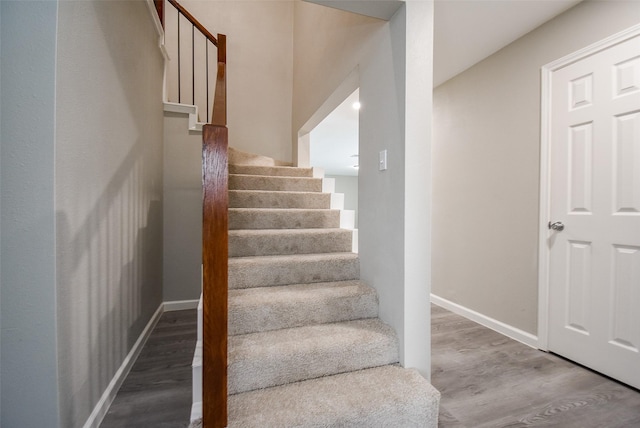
[100, 309, 197, 428]
[101, 305, 640, 427]
[432, 303, 640, 428]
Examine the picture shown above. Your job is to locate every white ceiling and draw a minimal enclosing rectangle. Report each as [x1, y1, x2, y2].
[308, 0, 404, 20]
[434, 0, 582, 87]
[309, 0, 583, 175]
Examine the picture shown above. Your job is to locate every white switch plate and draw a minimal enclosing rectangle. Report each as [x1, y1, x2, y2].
[379, 149, 388, 171]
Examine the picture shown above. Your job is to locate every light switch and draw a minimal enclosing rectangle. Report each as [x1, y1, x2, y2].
[379, 150, 388, 171]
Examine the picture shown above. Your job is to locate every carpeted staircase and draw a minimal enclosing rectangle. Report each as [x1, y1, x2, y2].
[192, 158, 440, 427]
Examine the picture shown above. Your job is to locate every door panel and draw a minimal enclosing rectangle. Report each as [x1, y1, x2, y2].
[610, 245, 640, 352]
[548, 32, 640, 390]
[568, 122, 593, 214]
[614, 111, 640, 213]
[565, 239, 591, 335]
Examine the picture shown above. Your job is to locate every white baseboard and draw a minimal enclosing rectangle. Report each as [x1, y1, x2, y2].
[192, 340, 203, 404]
[430, 294, 539, 349]
[83, 303, 164, 428]
[164, 299, 199, 312]
[190, 401, 203, 423]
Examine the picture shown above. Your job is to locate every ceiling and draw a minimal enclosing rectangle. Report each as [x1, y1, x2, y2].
[434, 0, 582, 87]
[310, 0, 583, 176]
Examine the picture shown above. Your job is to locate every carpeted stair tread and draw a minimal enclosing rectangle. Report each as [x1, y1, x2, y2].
[229, 228, 353, 257]
[191, 150, 441, 425]
[230, 190, 331, 209]
[229, 174, 323, 192]
[229, 208, 341, 230]
[230, 164, 314, 177]
[228, 147, 291, 167]
[228, 280, 378, 335]
[228, 318, 399, 394]
[229, 252, 359, 289]
[228, 365, 441, 427]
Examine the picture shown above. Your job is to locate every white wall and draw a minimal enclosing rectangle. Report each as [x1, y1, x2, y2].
[1, 1, 4, 421]
[327, 175, 358, 228]
[163, 111, 203, 302]
[401, 1, 433, 372]
[293, 1, 434, 376]
[1, 2, 61, 425]
[432, 0, 640, 335]
[0, 4, 2, 420]
[0, 0, 2, 422]
[357, 13, 409, 368]
[174, 0, 294, 163]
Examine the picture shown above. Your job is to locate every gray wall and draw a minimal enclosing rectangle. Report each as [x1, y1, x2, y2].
[163, 112, 203, 302]
[1, 1, 60, 425]
[55, 2, 164, 426]
[0, 3, 2, 419]
[432, 0, 640, 335]
[1, 1, 164, 426]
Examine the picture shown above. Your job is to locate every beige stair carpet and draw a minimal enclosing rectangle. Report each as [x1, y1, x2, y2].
[228, 366, 440, 428]
[194, 159, 440, 427]
[228, 280, 378, 335]
[229, 208, 341, 230]
[229, 208, 340, 230]
[229, 189, 331, 209]
[229, 228, 353, 257]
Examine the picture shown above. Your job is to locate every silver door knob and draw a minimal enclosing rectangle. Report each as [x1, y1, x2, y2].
[548, 221, 564, 231]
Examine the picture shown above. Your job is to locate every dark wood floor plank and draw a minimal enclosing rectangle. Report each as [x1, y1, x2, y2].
[100, 309, 197, 428]
[432, 303, 640, 428]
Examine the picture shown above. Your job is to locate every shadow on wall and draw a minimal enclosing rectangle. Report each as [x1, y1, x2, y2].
[52, 1, 165, 424]
[52, 1, 167, 425]
[56, 141, 163, 425]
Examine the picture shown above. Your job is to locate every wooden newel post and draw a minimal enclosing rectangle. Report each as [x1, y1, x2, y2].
[202, 124, 229, 427]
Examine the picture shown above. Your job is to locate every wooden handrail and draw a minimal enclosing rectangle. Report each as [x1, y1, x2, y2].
[154, 0, 163, 26]
[211, 34, 227, 126]
[167, 0, 218, 46]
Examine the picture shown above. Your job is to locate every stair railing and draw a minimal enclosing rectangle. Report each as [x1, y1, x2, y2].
[160, 1, 229, 426]
[165, 0, 221, 123]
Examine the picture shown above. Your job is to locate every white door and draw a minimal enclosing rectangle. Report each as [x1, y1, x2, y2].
[547, 31, 640, 389]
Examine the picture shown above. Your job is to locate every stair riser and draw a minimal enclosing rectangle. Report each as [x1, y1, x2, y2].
[230, 175, 322, 192]
[228, 320, 399, 394]
[230, 164, 314, 177]
[229, 255, 359, 289]
[230, 191, 331, 209]
[229, 229, 353, 257]
[228, 282, 378, 335]
[229, 209, 341, 230]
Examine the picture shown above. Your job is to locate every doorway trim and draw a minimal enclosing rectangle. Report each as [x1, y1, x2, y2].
[537, 23, 640, 351]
